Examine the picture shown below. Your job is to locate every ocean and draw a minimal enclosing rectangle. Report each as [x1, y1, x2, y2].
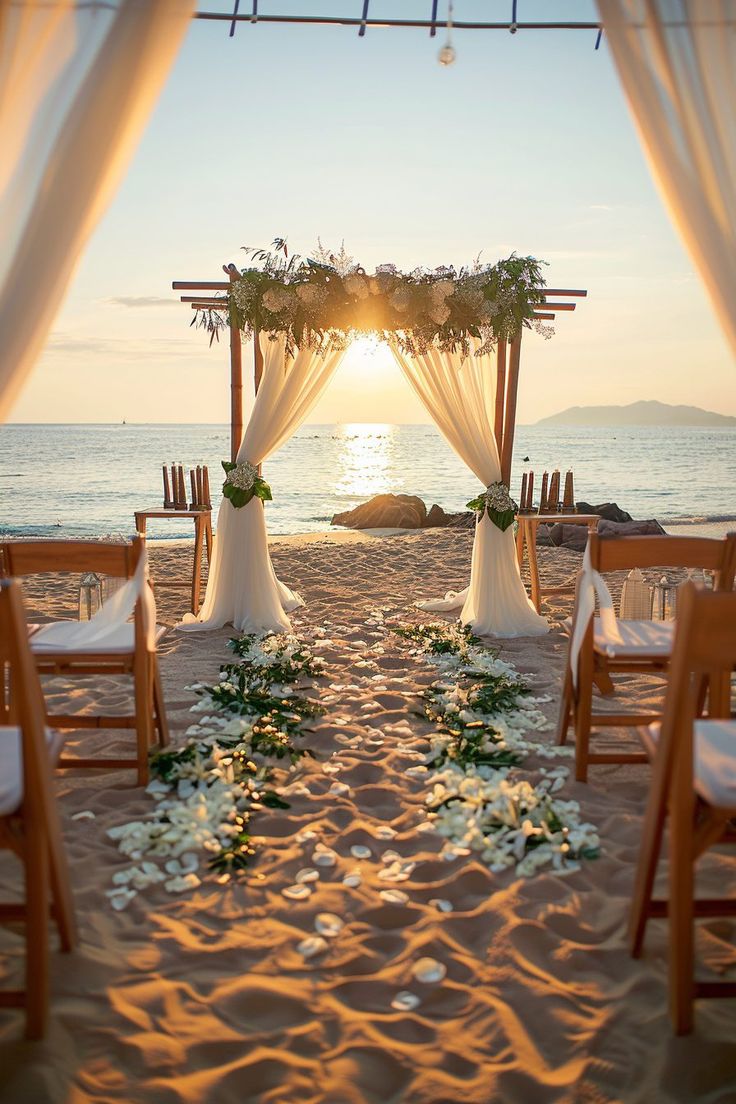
[1, 423, 734, 540]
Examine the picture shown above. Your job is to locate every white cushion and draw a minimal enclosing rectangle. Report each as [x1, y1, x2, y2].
[647, 720, 736, 809]
[0, 727, 55, 817]
[29, 622, 167, 656]
[594, 618, 675, 658]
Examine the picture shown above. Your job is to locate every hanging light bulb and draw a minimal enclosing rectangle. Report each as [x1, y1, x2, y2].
[438, 0, 456, 65]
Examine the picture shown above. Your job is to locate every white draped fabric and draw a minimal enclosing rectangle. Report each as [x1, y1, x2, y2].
[389, 338, 549, 638]
[597, 0, 736, 357]
[180, 333, 347, 633]
[568, 543, 623, 686]
[31, 547, 158, 652]
[0, 0, 195, 422]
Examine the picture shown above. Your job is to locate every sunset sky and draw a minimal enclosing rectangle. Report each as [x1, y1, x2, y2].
[8, 0, 734, 426]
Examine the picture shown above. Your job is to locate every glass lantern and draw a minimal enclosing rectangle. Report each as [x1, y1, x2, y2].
[619, 568, 654, 620]
[78, 572, 103, 620]
[653, 574, 678, 621]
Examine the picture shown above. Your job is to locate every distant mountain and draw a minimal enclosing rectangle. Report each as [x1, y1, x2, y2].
[536, 400, 736, 428]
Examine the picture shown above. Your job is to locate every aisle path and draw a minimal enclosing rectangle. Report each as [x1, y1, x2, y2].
[1, 533, 735, 1104]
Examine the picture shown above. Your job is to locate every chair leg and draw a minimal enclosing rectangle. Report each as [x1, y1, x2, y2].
[594, 669, 615, 696]
[556, 665, 573, 746]
[24, 821, 50, 1039]
[629, 760, 669, 957]
[669, 798, 696, 1034]
[574, 650, 594, 783]
[133, 654, 154, 786]
[47, 830, 77, 953]
[153, 658, 170, 748]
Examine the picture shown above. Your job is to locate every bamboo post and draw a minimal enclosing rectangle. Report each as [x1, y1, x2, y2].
[494, 338, 507, 462]
[226, 265, 243, 463]
[500, 332, 521, 488]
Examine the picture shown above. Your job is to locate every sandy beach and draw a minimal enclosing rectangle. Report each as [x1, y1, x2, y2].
[1, 528, 735, 1104]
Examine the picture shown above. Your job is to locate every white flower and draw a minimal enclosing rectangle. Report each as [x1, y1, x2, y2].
[224, 461, 258, 492]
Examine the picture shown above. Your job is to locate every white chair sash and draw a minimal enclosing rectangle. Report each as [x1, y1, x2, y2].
[31, 550, 157, 653]
[569, 543, 623, 687]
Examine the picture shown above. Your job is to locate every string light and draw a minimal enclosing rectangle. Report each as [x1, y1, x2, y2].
[438, 0, 456, 65]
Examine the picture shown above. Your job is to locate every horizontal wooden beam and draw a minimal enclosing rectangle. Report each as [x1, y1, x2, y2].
[532, 312, 556, 320]
[180, 295, 226, 304]
[544, 288, 587, 296]
[190, 302, 228, 310]
[538, 302, 576, 310]
[173, 281, 230, 290]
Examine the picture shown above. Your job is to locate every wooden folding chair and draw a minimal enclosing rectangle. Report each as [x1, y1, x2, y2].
[0, 579, 77, 1038]
[628, 582, 736, 1033]
[557, 533, 736, 782]
[0, 537, 169, 786]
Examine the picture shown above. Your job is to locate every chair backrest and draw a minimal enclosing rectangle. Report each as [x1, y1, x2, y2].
[588, 532, 736, 592]
[0, 580, 55, 821]
[0, 537, 142, 581]
[656, 583, 736, 800]
[162, 463, 211, 510]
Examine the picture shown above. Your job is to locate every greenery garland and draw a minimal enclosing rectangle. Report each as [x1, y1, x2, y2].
[106, 632, 326, 904]
[395, 621, 600, 875]
[193, 239, 553, 357]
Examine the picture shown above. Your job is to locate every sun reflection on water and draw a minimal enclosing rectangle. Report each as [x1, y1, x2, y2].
[334, 423, 403, 499]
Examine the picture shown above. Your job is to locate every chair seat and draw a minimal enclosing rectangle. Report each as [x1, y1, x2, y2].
[29, 622, 167, 656]
[0, 727, 59, 817]
[594, 618, 675, 658]
[646, 720, 736, 809]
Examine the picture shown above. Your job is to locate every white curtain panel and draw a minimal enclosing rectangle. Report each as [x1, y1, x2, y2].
[0, 0, 195, 421]
[181, 332, 347, 633]
[597, 0, 736, 357]
[389, 338, 549, 638]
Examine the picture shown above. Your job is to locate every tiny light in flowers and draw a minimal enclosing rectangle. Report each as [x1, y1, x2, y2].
[221, 459, 273, 509]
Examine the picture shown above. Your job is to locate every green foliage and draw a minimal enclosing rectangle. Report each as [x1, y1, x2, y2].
[193, 243, 550, 357]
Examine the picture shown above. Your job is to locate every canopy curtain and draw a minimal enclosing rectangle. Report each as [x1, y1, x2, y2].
[597, 0, 736, 357]
[0, 0, 196, 421]
[389, 338, 549, 638]
[181, 332, 347, 633]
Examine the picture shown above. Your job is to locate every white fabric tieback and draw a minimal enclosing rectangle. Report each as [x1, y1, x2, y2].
[569, 543, 623, 688]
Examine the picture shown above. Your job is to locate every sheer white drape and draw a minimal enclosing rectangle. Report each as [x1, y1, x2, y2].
[181, 332, 347, 633]
[389, 338, 549, 638]
[597, 0, 736, 356]
[0, 0, 195, 421]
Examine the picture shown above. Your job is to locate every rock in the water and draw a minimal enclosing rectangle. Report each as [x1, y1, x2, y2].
[548, 517, 665, 551]
[332, 494, 427, 530]
[576, 501, 633, 524]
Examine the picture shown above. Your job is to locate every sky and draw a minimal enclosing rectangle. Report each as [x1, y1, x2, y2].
[8, 0, 735, 426]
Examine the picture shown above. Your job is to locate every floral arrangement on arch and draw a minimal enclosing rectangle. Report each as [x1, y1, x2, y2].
[193, 239, 554, 357]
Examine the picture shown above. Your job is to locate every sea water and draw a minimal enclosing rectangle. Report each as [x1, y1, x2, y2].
[1, 423, 734, 540]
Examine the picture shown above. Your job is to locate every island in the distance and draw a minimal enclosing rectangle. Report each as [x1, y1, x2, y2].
[535, 399, 736, 428]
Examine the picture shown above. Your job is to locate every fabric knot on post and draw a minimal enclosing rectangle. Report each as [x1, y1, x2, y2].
[221, 460, 272, 509]
[466, 481, 518, 532]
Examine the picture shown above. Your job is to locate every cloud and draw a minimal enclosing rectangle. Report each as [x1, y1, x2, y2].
[44, 333, 205, 360]
[104, 296, 180, 308]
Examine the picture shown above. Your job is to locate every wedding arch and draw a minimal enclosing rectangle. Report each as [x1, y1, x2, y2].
[172, 245, 586, 639]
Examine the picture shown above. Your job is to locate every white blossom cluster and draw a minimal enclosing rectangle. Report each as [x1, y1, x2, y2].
[105, 631, 319, 910]
[428, 765, 600, 877]
[224, 460, 259, 492]
[482, 481, 517, 514]
[399, 622, 599, 878]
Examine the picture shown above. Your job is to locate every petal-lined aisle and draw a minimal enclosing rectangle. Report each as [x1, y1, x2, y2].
[1, 528, 735, 1104]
